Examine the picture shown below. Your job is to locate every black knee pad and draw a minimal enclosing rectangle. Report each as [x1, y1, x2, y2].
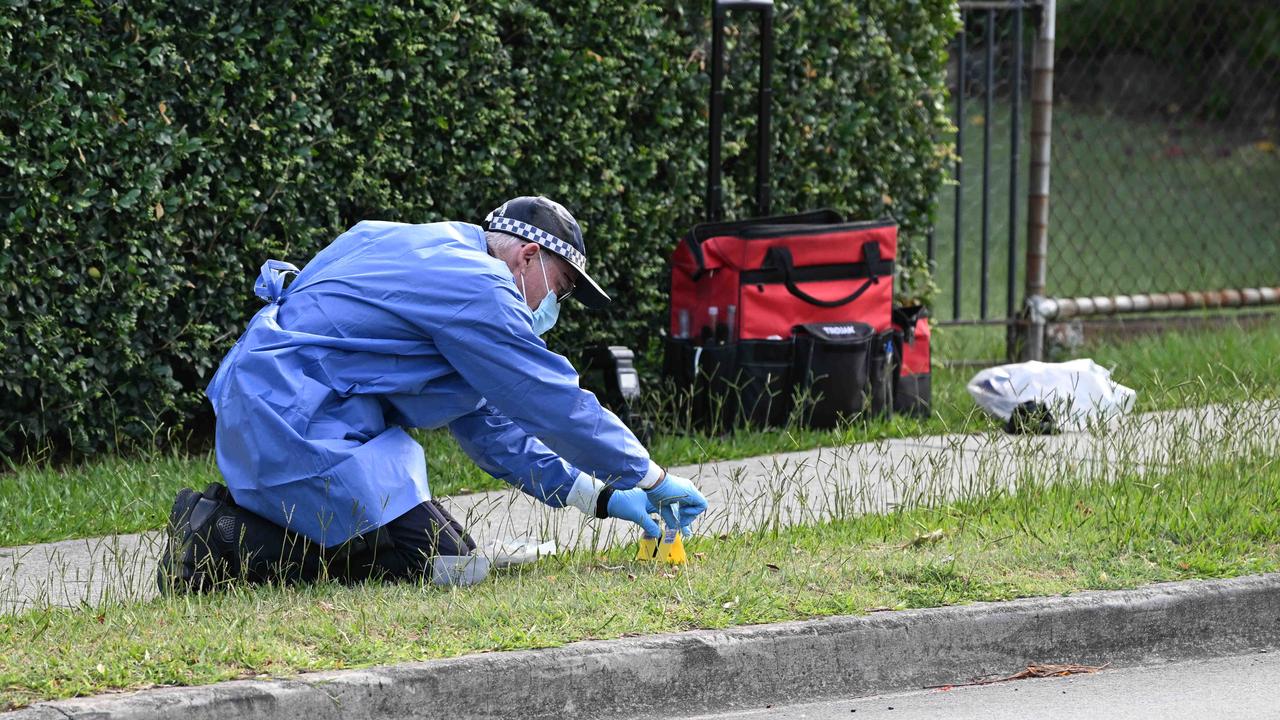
[357, 499, 478, 581]
[422, 499, 477, 557]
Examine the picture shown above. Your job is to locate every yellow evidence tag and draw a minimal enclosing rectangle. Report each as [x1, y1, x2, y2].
[634, 502, 688, 565]
[656, 527, 687, 565]
[635, 535, 659, 561]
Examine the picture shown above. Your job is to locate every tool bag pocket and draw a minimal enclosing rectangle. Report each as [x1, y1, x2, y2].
[891, 306, 932, 419]
[793, 321, 876, 429]
[662, 337, 708, 426]
[721, 340, 794, 428]
[662, 338, 794, 430]
[699, 341, 794, 429]
[868, 330, 897, 419]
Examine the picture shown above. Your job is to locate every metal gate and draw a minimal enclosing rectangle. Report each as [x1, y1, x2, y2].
[931, 0, 1280, 362]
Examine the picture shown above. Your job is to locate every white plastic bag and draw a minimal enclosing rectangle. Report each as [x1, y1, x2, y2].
[477, 537, 557, 568]
[967, 359, 1136, 432]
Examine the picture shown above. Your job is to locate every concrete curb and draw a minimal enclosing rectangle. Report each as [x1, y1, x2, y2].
[7, 573, 1279, 719]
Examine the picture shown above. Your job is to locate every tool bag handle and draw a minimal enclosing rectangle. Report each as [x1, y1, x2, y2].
[683, 208, 844, 278]
[707, 0, 774, 223]
[689, 209, 845, 245]
[764, 243, 883, 308]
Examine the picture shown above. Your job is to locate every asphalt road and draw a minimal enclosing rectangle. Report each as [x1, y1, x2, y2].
[685, 652, 1280, 720]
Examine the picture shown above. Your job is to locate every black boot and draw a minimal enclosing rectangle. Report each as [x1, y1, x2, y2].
[158, 482, 331, 592]
[156, 483, 237, 594]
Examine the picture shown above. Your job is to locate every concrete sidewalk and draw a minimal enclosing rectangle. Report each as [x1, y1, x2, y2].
[3, 400, 1276, 614]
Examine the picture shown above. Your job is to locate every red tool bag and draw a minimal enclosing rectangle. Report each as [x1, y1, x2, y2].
[669, 215, 897, 342]
[660, 1, 901, 430]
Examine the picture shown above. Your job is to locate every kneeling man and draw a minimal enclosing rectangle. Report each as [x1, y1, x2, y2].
[160, 196, 706, 590]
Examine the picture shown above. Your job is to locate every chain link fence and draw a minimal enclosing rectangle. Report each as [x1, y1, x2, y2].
[1048, 0, 1280, 300]
[930, 0, 1279, 360]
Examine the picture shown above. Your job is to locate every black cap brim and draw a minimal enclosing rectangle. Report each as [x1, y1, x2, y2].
[484, 195, 609, 308]
[560, 254, 611, 309]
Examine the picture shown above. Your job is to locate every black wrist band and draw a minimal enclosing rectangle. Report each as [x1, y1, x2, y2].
[595, 486, 616, 519]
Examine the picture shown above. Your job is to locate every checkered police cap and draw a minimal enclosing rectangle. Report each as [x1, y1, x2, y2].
[484, 196, 611, 308]
[486, 215, 587, 270]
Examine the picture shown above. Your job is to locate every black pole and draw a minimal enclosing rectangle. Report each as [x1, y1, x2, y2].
[980, 9, 995, 320]
[708, 5, 726, 222]
[757, 6, 773, 217]
[952, 13, 966, 321]
[1007, 1, 1023, 318]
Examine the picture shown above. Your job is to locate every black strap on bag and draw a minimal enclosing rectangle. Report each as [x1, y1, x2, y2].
[892, 305, 927, 343]
[686, 215, 895, 280]
[755, 242, 888, 308]
[690, 210, 846, 245]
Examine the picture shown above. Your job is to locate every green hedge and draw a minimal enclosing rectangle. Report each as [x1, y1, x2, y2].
[0, 0, 959, 455]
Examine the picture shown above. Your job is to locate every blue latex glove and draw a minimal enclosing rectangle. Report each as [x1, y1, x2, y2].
[605, 488, 662, 538]
[643, 472, 707, 535]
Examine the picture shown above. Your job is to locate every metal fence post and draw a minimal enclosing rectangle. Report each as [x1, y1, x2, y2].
[1005, 1, 1023, 321]
[1021, 0, 1055, 361]
[1003, 1, 1025, 361]
[952, 12, 966, 321]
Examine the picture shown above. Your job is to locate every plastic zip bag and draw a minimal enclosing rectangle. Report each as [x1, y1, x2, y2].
[967, 359, 1136, 433]
[477, 537, 558, 568]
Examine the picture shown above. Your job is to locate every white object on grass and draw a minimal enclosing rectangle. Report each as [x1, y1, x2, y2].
[966, 358, 1136, 432]
[431, 555, 491, 587]
[477, 537, 558, 569]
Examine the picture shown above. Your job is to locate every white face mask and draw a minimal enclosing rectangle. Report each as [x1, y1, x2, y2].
[519, 253, 560, 336]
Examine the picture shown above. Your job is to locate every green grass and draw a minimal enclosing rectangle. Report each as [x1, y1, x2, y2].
[932, 315, 1280, 412]
[2, 320, 1277, 547]
[1079, 320, 1280, 411]
[3, 440, 1278, 710]
[930, 105, 1280, 321]
[0, 386, 971, 548]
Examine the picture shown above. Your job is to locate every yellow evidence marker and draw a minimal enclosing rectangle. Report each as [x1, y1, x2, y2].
[635, 502, 688, 565]
[635, 535, 660, 561]
[656, 526, 687, 565]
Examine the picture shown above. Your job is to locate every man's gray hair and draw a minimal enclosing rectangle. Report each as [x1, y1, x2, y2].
[485, 230, 575, 280]
[485, 230, 525, 257]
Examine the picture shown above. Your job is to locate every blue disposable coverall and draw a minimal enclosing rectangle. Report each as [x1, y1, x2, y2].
[207, 221, 652, 547]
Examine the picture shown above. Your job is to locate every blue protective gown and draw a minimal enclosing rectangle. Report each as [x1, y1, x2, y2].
[206, 220, 651, 547]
